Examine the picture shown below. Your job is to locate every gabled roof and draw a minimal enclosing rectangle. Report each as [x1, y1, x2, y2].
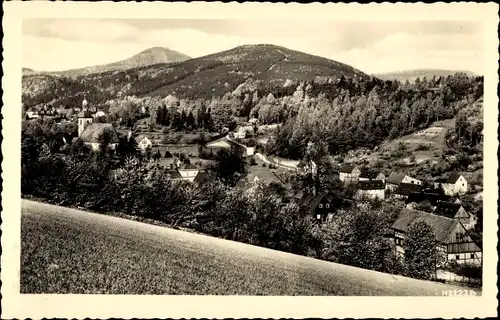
[80, 123, 119, 144]
[392, 209, 459, 243]
[193, 171, 213, 185]
[158, 157, 180, 168]
[406, 192, 450, 206]
[78, 110, 93, 118]
[434, 201, 467, 219]
[395, 183, 423, 196]
[359, 170, 382, 180]
[435, 172, 463, 184]
[387, 172, 407, 185]
[179, 163, 198, 170]
[339, 164, 357, 173]
[357, 179, 385, 190]
[167, 170, 183, 179]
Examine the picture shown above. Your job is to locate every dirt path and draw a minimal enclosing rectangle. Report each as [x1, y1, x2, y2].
[268, 49, 289, 71]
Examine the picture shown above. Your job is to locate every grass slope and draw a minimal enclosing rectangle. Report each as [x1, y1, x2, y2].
[22, 44, 370, 107]
[21, 200, 476, 295]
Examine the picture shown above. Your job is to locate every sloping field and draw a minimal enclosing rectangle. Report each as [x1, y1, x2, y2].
[21, 200, 477, 295]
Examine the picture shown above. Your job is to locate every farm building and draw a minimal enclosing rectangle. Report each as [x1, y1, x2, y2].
[433, 173, 468, 196]
[406, 191, 451, 207]
[339, 164, 361, 183]
[358, 169, 385, 183]
[355, 180, 385, 201]
[386, 172, 422, 191]
[433, 201, 477, 230]
[393, 183, 423, 199]
[390, 209, 482, 265]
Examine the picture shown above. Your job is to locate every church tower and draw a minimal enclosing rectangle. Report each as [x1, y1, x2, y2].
[78, 96, 93, 137]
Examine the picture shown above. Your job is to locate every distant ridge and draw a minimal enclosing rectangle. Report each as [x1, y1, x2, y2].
[46, 47, 191, 76]
[375, 69, 478, 82]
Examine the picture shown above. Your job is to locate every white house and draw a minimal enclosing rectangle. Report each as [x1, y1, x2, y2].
[355, 180, 385, 200]
[433, 173, 468, 196]
[234, 125, 254, 139]
[339, 164, 361, 183]
[135, 135, 153, 151]
[386, 172, 422, 191]
[26, 109, 40, 119]
[177, 163, 201, 182]
[391, 209, 482, 266]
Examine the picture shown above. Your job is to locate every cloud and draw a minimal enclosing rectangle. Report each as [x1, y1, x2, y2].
[22, 19, 485, 74]
[42, 19, 141, 42]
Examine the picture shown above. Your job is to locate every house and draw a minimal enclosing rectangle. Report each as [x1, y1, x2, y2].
[391, 209, 482, 265]
[79, 123, 120, 151]
[234, 125, 254, 139]
[434, 201, 477, 230]
[386, 172, 422, 191]
[355, 180, 385, 200]
[339, 164, 361, 183]
[206, 137, 254, 157]
[135, 135, 153, 151]
[26, 109, 39, 119]
[177, 163, 201, 182]
[158, 157, 181, 170]
[358, 169, 385, 183]
[192, 171, 213, 187]
[406, 191, 451, 207]
[433, 173, 468, 196]
[393, 183, 423, 199]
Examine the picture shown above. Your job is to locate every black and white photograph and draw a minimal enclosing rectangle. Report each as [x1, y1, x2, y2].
[2, 2, 498, 319]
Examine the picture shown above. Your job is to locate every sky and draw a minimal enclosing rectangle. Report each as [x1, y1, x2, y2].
[23, 19, 485, 74]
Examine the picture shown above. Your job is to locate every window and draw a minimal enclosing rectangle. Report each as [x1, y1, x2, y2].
[319, 204, 323, 208]
[470, 253, 474, 259]
[456, 255, 460, 260]
[316, 214, 321, 220]
[326, 204, 330, 208]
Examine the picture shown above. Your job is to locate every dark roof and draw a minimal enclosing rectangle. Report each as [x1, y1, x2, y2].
[359, 170, 382, 180]
[80, 123, 119, 144]
[406, 192, 450, 205]
[395, 183, 423, 196]
[308, 193, 327, 212]
[436, 172, 463, 184]
[386, 172, 407, 185]
[158, 158, 180, 168]
[392, 209, 459, 243]
[77, 110, 93, 118]
[357, 179, 385, 190]
[167, 170, 183, 179]
[179, 163, 198, 170]
[434, 201, 466, 219]
[193, 171, 211, 185]
[339, 164, 357, 173]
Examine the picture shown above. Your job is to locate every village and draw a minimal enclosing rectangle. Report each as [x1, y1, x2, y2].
[25, 95, 483, 280]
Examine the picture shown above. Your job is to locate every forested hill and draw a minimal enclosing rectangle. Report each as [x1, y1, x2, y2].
[375, 69, 478, 82]
[22, 44, 369, 109]
[53, 47, 191, 77]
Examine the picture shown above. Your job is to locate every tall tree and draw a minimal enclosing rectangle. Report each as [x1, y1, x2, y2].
[403, 220, 438, 280]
